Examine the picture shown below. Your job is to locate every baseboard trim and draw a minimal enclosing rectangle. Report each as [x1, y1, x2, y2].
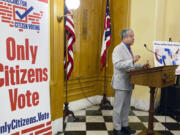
[68, 95, 101, 111]
[52, 118, 63, 135]
[67, 95, 155, 112]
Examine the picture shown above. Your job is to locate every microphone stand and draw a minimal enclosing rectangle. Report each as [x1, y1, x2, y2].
[144, 44, 166, 66]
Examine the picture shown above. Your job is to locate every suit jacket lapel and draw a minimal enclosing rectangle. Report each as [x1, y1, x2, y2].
[121, 42, 132, 59]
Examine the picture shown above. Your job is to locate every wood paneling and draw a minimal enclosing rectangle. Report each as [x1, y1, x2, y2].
[50, 0, 64, 120]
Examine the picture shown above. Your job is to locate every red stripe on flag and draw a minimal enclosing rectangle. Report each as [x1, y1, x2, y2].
[66, 18, 74, 28]
[101, 50, 106, 71]
[38, 0, 48, 4]
[107, 19, 110, 28]
[22, 124, 45, 134]
[35, 126, 52, 135]
[106, 39, 111, 47]
[65, 26, 75, 39]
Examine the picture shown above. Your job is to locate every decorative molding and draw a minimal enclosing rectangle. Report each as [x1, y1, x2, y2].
[68, 96, 100, 111]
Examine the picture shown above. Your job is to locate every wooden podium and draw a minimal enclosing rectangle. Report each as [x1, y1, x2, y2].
[128, 65, 177, 135]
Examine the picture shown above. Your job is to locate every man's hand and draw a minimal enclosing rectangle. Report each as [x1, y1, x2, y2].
[133, 55, 140, 63]
[143, 60, 151, 69]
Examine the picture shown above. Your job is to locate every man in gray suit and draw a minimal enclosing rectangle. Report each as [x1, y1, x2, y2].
[111, 29, 149, 135]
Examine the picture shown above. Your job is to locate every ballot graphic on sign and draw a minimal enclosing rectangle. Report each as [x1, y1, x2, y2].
[0, 0, 44, 33]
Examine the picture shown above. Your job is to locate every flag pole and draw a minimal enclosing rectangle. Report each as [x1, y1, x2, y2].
[99, 0, 113, 110]
[100, 50, 113, 110]
[63, 8, 76, 122]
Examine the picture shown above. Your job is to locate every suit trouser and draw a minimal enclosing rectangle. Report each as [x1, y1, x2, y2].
[113, 89, 132, 130]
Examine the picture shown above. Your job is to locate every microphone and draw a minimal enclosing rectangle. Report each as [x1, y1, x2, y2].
[144, 44, 166, 66]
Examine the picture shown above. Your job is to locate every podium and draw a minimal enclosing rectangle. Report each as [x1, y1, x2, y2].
[128, 65, 177, 135]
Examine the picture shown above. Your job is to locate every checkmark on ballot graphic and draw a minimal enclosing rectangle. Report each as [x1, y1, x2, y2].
[16, 6, 34, 20]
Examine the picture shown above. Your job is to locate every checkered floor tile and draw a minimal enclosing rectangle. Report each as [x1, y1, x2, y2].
[59, 105, 180, 135]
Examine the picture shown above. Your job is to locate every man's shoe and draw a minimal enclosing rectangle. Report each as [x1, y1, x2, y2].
[121, 126, 136, 134]
[113, 129, 126, 135]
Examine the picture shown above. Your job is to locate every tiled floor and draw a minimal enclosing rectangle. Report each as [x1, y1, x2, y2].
[59, 105, 180, 135]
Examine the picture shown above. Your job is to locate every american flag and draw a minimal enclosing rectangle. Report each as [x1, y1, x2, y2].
[100, 0, 111, 71]
[64, 6, 76, 80]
